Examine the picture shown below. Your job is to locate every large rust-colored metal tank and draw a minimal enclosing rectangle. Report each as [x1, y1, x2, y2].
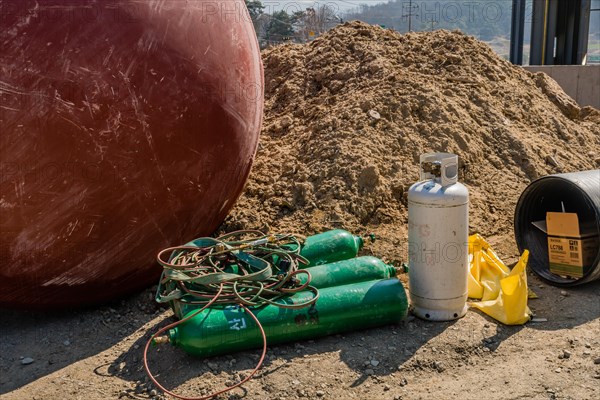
[0, 0, 263, 308]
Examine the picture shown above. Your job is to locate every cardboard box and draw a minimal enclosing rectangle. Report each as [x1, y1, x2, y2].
[545, 212, 599, 278]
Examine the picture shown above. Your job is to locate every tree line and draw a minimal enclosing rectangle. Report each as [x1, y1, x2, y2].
[245, 1, 340, 47]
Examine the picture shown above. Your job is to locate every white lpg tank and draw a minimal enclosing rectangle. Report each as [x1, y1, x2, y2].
[408, 153, 469, 321]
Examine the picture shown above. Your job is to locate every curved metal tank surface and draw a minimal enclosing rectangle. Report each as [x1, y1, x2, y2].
[0, 0, 263, 308]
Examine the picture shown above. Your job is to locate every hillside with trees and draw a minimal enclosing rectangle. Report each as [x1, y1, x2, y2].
[246, 1, 513, 49]
[345, 0, 512, 39]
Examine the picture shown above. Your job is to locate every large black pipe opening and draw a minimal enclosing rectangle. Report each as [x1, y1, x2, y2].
[514, 170, 600, 286]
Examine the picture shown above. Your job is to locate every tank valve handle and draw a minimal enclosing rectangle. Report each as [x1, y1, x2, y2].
[401, 262, 409, 273]
[365, 233, 376, 243]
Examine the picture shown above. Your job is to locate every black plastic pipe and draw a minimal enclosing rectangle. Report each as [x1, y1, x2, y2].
[514, 170, 600, 286]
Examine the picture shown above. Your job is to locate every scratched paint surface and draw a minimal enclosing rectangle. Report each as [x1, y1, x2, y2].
[0, 0, 263, 308]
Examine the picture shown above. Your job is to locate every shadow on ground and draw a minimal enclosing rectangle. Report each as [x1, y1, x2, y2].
[0, 288, 165, 394]
[102, 316, 454, 398]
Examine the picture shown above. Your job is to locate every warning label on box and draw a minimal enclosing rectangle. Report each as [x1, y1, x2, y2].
[548, 237, 583, 277]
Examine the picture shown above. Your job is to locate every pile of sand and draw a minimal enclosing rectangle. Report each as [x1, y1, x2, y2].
[221, 21, 600, 263]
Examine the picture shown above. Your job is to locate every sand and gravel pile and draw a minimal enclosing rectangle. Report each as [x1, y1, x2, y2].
[221, 21, 600, 263]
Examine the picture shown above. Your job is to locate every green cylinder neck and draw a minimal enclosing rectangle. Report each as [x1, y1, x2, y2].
[354, 236, 364, 251]
[386, 264, 397, 277]
[168, 328, 179, 345]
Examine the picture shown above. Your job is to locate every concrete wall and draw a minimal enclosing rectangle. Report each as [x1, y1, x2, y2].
[524, 65, 600, 109]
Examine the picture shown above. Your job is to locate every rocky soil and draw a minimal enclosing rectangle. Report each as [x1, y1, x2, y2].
[1, 275, 599, 400]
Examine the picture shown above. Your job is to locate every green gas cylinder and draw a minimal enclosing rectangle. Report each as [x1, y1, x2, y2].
[297, 256, 396, 287]
[171, 256, 396, 319]
[297, 229, 366, 266]
[166, 278, 407, 358]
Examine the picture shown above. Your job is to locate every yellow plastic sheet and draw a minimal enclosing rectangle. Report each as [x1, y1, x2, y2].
[468, 234, 531, 325]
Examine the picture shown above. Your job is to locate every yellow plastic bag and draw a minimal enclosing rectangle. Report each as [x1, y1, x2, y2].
[467, 234, 510, 300]
[468, 234, 531, 325]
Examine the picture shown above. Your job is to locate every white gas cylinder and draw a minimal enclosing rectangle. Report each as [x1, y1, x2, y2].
[408, 153, 469, 321]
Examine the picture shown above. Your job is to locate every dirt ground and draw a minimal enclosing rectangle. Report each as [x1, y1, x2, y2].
[1, 233, 599, 400]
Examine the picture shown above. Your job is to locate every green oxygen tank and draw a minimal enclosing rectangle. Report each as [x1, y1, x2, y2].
[297, 229, 367, 266]
[171, 256, 397, 319]
[165, 278, 408, 358]
[297, 256, 396, 287]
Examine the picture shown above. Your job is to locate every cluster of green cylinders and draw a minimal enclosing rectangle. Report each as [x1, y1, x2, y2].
[165, 229, 408, 357]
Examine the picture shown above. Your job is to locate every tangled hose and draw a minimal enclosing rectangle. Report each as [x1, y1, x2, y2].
[144, 231, 318, 399]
